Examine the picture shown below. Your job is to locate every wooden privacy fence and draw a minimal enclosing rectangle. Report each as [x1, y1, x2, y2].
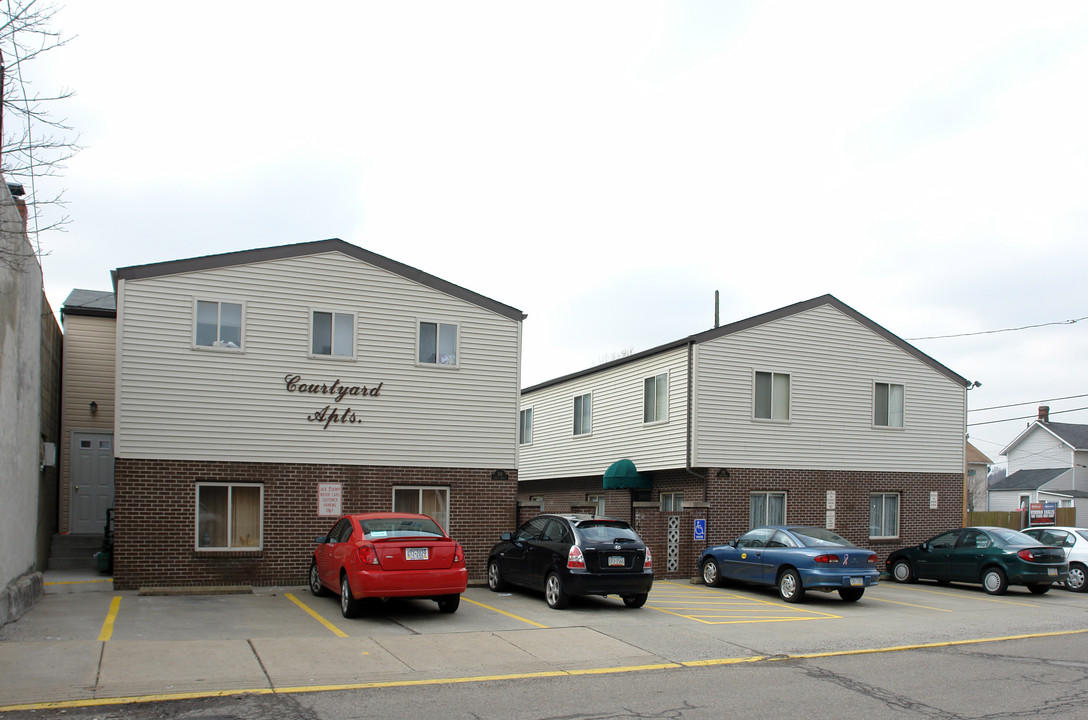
[967, 508, 1077, 530]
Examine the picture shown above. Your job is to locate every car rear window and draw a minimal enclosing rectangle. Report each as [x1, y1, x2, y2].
[788, 527, 855, 547]
[361, 518, 445, 539]
[576, 520, 640, 543]
[989, 528, 1038, 546]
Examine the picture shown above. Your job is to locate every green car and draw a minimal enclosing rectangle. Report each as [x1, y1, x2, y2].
[886, 526, 1068, 595]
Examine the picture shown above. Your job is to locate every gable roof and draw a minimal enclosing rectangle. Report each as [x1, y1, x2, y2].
[523, 294, 968, 394]
[966, 441, 993, 465]
[111, 238, 527, 322]
[989, 468, 1070, 491]
[60, 289, 117, 319]
[1001, 420, 1088, 456]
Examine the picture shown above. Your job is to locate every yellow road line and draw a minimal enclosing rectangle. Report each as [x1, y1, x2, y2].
[97, 596, 121, 642]
[868, 596, 952, 612]
[44, 578, 113, 586]
[5, 628, 1087, 713]
[284, 593, 349, 638]
[460, 596, 549, 628]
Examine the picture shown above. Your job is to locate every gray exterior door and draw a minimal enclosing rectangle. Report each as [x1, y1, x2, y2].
[71, 432, 115, 534]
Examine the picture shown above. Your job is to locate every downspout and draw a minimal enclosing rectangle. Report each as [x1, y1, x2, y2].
[684, 338, 708, 501]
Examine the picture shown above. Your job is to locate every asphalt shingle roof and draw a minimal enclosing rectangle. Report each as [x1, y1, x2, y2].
[989, 468, 1070, 491]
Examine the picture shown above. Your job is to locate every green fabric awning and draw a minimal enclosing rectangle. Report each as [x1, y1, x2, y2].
[602, 459, 650, 489]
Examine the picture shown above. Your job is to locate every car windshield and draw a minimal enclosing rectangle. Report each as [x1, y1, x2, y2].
[1078, 530, 1088, 543]
[987, 528, 1039, 547]
[577, 520, 640, 543]
[361, 517, 445, 539]
[788, 527, 855, 547]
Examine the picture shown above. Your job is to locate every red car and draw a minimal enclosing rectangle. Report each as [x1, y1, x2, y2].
[310, 512, 467, 617]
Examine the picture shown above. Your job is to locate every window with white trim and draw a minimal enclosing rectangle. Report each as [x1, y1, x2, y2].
[644, 373, 668, 424]
[754, 371, 790, 420]
[311, 310, 355, 358]
[393, 486, 450, 531]
[661, 492, 684, 512]
[869, 492, 899, 538]
[874, 382, 905, 427]
[586, 494, 605, 514]
[195, 300, 243, 350]
[418, 321, 458, 366]
[519, 408, 533, 445]
[573, 393, 592, 436]
[750, 491, 786, 527]
[196, 483, 262, 550]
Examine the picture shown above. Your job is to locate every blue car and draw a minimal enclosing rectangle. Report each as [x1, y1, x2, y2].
[698, 526, 880, 603]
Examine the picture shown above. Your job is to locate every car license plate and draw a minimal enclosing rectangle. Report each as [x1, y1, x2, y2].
[1049, 568, 1058, 576]
[849, 577, 863, 587]
[406, 547, 429, 561]
[608, 555, 625, 567]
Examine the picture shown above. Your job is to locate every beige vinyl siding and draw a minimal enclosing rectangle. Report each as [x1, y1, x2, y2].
[693, 304, 965, 474]
[115, 251, 520, 467]
[519, 347, 689, 481]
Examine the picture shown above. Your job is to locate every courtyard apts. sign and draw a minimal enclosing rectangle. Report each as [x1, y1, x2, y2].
[284, 374, 383, 429]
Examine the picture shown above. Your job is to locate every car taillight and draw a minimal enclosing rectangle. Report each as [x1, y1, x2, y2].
[814, 554, 841, 564]
[358, 543, 379, 565]
[454, 543, 464, 564]
[567, 545, 586, 569]
[1018, 549, 1039, 562]
[867, 554, 877, 564]
[644, 547, 653, 569]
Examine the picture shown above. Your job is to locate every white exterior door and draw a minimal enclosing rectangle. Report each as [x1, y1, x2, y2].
[71, 432, 115, 534]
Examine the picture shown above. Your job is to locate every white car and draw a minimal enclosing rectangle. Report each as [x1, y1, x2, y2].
[1022, 526, 1088, 593]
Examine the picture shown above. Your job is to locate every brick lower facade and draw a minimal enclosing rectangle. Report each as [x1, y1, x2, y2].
[519, 467, 963, 579]
[113, 459, 516, 591]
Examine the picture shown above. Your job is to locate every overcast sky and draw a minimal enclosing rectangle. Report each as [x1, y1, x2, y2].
[24, 1, 1088, 468]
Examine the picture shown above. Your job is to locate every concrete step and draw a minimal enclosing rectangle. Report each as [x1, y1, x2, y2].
[46, 534, 105, 572]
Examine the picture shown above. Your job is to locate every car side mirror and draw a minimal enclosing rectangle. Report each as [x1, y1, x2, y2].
[501, 532, 513, 541]
[920, 541, 929, 551]
[315, 535, 327, 544]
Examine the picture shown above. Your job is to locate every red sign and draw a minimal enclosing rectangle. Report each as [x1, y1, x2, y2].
[1028, 502, 1056, 526]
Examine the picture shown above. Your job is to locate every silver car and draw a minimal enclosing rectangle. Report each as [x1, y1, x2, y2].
[1022, 526, 1088, 593]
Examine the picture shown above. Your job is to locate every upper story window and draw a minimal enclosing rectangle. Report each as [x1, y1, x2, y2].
[874, 382, 904, 427]
[519, 408, 533, 445]
[573, 392, 592, 436]
[754, 371, 790, 421]
[311, 310, 355, 358]
[195, 300, 243, 350]
[643, 373, 668, 424]
[418, 321, 458, 367]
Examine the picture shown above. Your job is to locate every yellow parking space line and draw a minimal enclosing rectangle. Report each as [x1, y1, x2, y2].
[460, 597, 549, 629]
[900, 586, 1038, 607]
[869, 596, 952, 612]
[97, 596, 121, 641]
[285, 593, 349, 638]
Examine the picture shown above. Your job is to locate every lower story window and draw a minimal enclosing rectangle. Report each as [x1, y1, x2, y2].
[586, 494, 605, 515]
[750, 491, 786, 527]
[394, 486, 450, 531]
[661, 492, 684, 512]
[869, 493, 899, 538]
[197, 483, 262, 550]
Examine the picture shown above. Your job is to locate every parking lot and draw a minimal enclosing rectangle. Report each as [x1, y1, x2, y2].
[2, 575, 1087, 711]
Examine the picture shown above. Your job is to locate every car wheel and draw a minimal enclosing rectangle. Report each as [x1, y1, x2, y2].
[340, 575, 361, 618]
[778, 569, 805, 603]
[437, 594, 460, 613]
[545, 572, 570, 609]
[309, 561, 327, 597]
[1027, 584, 1051, 595]
[622, 593, 648, 608]
[702, 559, 723, 587]
[1066, 563, 1087, 593]
[839, 588, 864, 602]
[890, 559, 915, 583]
[981, 567, 1008, 595]
[487, 560, 508, 592]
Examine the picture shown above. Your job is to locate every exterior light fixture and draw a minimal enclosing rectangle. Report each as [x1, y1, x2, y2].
[90, 401, 98, 415]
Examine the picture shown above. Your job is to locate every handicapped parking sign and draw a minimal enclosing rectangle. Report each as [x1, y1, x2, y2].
[694, 519, 706, 541]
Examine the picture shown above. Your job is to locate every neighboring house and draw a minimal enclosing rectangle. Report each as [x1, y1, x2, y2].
[104, 239, 524, 589]
[992, 407, 1088, 526]
[965, 441, 994, 512]
[0, 180, 62, 626]
[518, 295, 969, 577]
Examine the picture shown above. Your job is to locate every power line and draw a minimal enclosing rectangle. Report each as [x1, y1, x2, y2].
[968, 392, 1088, 413]
[967, 405, 1088, 427]
[907, 316, 1088, 341]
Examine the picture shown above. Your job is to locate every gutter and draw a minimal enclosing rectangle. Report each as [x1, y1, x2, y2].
[684, 339, 709, 501]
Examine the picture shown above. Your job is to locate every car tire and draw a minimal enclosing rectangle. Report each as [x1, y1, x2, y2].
[890, 559, 915, 583]
[622, 593, 648, 608]
[702, 559, 723, 587]
[487, 560, 508, 592]
[309, 561, 327, 597]
[1027, 584, 1051, 595]
[838, 588, 864, 602]
[437, 594, 460, 613]
[340, 574, 362, 618]
[981, 567, 1008, 595]
[1066, 562, 1087, 593]
[545, 572, 570, 609]
[778, 569, 805, 603]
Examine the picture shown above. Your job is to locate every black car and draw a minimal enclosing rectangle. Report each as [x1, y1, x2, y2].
[486, 514, 654, 609]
